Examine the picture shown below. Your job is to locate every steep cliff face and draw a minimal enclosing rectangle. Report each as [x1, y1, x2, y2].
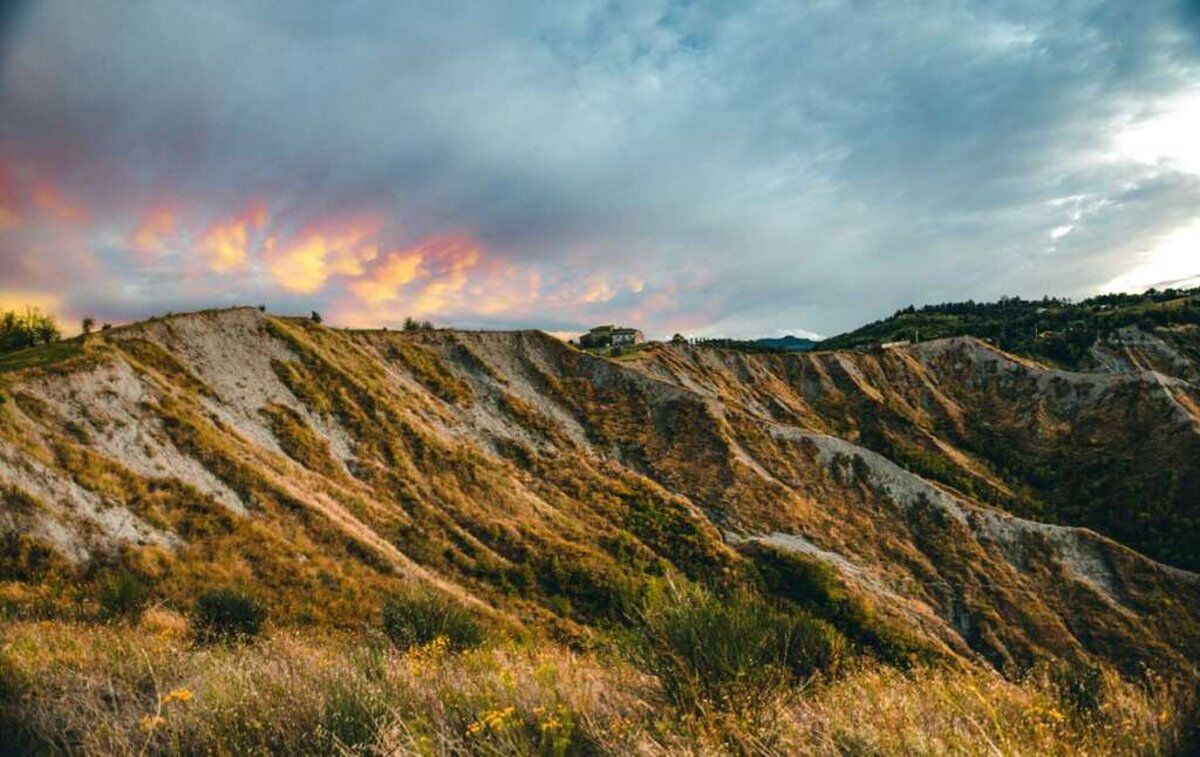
[1, 308, 1196, 677]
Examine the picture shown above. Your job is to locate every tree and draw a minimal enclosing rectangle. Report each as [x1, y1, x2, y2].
[420, 319, 434, 331]
[403, 316, 419, 331]
[311, 311, 323, 324]
[0, 306, 61, 355]
[81, 317, 95, 335]
[24, 306, 59, 346]
[671, 333, 686, 345]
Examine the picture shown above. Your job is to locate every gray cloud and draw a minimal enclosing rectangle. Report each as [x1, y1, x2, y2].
[0, 0, 1197, 337]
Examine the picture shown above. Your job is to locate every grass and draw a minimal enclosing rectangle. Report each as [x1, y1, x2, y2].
[381, 584, 485, 651]
[0, 617, 1193, 755]
[191, 589, 267, 644]
[0, 339, 83, 374]
[622, 580, 847, 715]
[575, 341, 656, 362]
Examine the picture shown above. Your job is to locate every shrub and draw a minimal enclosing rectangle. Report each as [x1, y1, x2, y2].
[382, 585, 485, 651]
[96, 569, 150, 620]
[192, 588, 267, 643]
[624, 581, 846, 713]
[1049, 662, 1107, 714]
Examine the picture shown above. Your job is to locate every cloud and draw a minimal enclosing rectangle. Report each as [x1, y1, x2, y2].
[129, 206, 177, 254]
[0, 1, 1197, 337]
[405, 237, 481, 316]
[196, 202, 266, 273]
[32, 181, 88, 224]
[349, 248, 424, 306]
[0, 289, 60, 314]
[263, 217, 380, 293]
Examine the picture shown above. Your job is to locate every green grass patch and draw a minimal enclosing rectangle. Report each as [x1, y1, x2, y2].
[622, 580, 847, 714]
[0, 340, 83, 374]
[381, 584, 486, 651]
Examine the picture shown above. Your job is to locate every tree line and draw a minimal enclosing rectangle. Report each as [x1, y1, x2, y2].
[0, 307, 115, 357]
[0, 307, 62, 354]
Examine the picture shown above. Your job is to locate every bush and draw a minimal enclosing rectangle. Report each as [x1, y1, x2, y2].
[1049, 662, 1107, 714]
[382, 585, 485, 651]
[97, 569, 150, 620]
[624, 581, 846, 713]
[192, 588, 267, 643]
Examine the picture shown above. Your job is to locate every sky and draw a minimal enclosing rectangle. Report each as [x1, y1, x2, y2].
[1, 1, 1198, 339]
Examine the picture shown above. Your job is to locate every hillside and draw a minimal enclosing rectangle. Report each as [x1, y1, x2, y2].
[1, 307, 1198, 752]
[754, 335, 819, 352]
[820, 287, 1200, 370]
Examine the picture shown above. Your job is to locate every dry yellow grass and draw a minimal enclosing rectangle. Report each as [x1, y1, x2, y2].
[1, 619, 1193, 756]
[783, 664, 1192, 755]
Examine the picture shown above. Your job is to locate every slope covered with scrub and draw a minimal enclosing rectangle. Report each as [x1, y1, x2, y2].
[1, 306, 1197, 663]
[0, 307, 1197, 752]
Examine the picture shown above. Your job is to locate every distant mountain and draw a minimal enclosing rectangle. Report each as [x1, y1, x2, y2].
[753, 334, 818, 352]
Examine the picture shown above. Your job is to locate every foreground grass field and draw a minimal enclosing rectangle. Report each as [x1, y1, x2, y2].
[1, 610, 1195, 756]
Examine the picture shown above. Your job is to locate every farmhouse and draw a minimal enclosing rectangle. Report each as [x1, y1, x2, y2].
[578, 324, 644, 348]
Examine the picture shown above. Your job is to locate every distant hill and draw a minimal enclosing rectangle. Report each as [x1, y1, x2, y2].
[753, 334, 818, 352]
[820, 286, 1200, 368]
[687, 334, 817, 353]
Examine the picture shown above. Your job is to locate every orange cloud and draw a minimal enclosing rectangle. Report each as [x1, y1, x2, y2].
[129, 206, 177, 253]
[342, 233, 484, 313]
[264, 217, 380, 293]
[409, 237, 481, 315]
[350, 249, 423, 305]
[332, 233, 500, 326]
[196, 201, 269, 273]
[33, 182, 90, 224]
[578, 275, 616, 303]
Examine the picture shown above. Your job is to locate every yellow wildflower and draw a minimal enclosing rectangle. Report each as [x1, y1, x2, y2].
[140, 715, 165, 732]
[467, 706, 520, 736]
[161, 687, 194, 705]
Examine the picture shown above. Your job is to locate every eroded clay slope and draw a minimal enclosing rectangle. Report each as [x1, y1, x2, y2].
[0, 308, 1196, 677]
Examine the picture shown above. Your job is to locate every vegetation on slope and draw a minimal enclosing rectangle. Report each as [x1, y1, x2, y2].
[0, 614, 1194, 756]
[641, 327, 1200, 573]
[821, 286, 1200, 368]
[1, 306, 1198, 754]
